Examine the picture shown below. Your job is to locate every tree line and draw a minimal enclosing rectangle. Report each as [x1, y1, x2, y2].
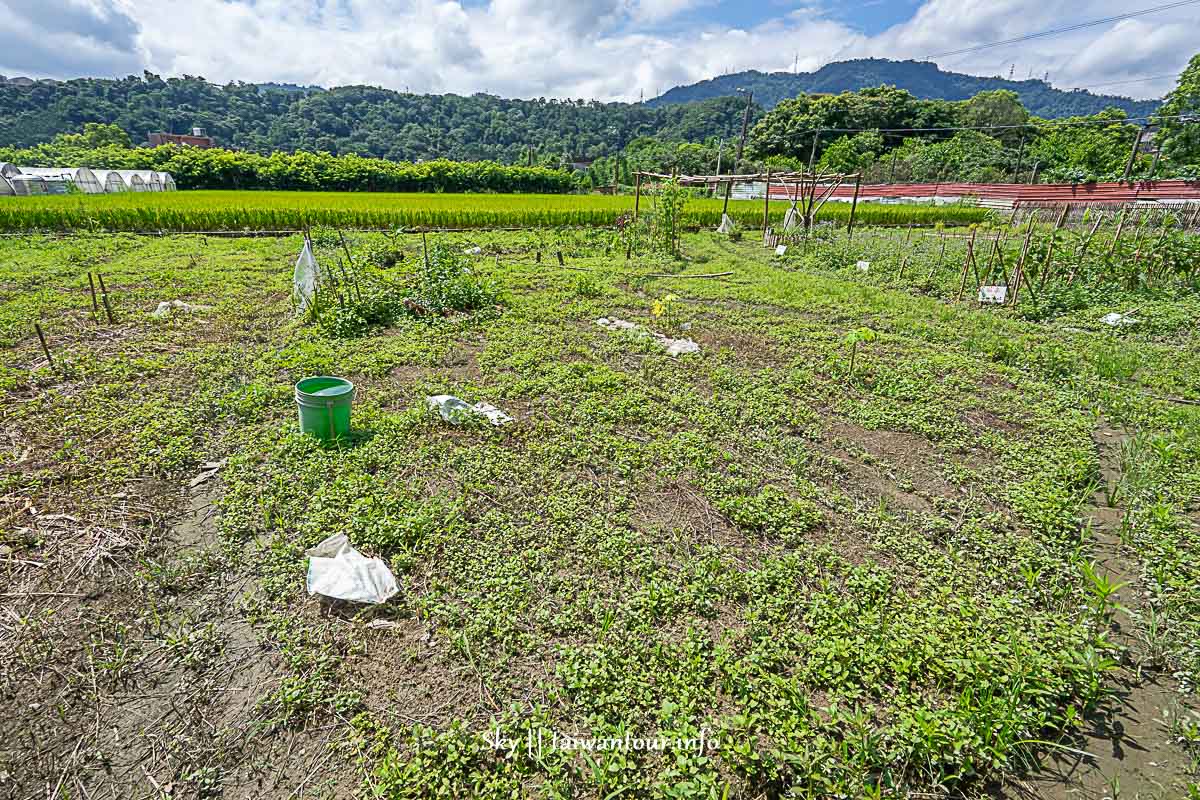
[0, 132, 575, 193]
[0, 74, 754, 163]
[3, 54, 1196, 191]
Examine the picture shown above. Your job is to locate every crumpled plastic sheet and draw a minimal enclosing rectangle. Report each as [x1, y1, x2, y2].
[305, 533, 398, 604]
[152, 299, 212, 318]
[595, 317, 700, 357]
[427, 394, 514, 426]
[1102, 312, 1138, 327]
[294, 239, 319, 314]
[716, 213, 736, 234]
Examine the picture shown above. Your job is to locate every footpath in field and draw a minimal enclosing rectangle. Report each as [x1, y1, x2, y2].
[1, 226, 1198, 798]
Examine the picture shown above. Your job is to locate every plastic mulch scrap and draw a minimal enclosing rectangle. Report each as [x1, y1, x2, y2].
[595, 317, 700, 358]
[305, 533, 398, 604]
[427, 394, 514, 426]
[152, 299, 212, 318]
[293, 238, 320, 314]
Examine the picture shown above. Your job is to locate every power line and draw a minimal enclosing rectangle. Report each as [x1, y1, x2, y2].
[796, 113, 1192, 138]
[923, 0, 1200, 60]
[1074, 73, 1179, 90]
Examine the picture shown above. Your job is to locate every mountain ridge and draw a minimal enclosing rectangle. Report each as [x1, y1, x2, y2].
[649, 58, 1162, 119]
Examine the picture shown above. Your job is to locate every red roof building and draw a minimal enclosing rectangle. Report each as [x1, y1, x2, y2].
[147, 128, 216, 149]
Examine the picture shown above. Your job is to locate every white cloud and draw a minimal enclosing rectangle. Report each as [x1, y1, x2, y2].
[0, 0, 1194, 101]
[0, 0, 145, 76]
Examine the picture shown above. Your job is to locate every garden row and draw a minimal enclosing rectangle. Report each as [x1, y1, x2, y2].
[0, 190, 989, 233]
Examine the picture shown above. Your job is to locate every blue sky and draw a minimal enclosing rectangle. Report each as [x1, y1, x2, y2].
[1, 0, 1196, 101]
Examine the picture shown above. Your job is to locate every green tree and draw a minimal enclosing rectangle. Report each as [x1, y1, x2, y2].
[817, 131, 884, 174]
[1156, 53, 1200, 167]
[958, 90, 1029, 146]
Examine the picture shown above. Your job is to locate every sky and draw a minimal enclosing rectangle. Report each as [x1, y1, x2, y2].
[0, 0, 1197, 102]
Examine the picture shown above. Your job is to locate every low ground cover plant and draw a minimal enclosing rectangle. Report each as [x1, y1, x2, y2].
[1, 223, 1198, 798]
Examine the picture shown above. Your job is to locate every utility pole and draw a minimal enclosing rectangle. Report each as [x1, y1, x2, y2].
[808, 129, 821, 172]
[722, 89, 755, 216]
[734, 89, 753, 165]
[1124, 124, 1147, 182]
[1012, 136, 1025, 183]
[713, 138, 724, 197]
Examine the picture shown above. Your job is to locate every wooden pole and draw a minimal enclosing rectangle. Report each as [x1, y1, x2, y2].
[421, 231, 430, 269]
[762, 170, 771, 237]
[846, 175, 861, 239]
[633, 173, 641, 221]
[1123, 126, 1145, 182]
[955, 229, 977, 302]
[96, 273, 115, 325]
[34, 323, 54, 371]
[1107, 207, 1129, 258]
[87, 272, 99, 315]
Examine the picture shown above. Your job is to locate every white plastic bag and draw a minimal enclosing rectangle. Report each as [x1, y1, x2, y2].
[427, 395, 513, 426]
[782, 206, 801, 232]
[305, 534, 398, 604]
[294, 238, 320, 314]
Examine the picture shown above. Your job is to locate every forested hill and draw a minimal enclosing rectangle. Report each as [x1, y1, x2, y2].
[0, 75, 754, 162]
[649, 59, 1161, 119]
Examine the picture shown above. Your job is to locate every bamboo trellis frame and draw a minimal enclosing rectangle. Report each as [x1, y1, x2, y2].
[632, 170, 863, 237]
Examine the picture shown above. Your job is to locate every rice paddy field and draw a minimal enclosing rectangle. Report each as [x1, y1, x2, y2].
[0, 189, 988, 233]
[2, 215, 1199, 799]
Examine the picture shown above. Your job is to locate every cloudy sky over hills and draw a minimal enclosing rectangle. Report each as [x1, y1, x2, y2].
[2, 0, 1196, 101]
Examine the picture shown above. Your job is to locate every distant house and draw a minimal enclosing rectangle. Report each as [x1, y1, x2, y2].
[147, 127, 216, 149]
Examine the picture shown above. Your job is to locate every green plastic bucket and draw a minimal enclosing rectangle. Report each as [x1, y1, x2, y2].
[295, 376, 354, 442]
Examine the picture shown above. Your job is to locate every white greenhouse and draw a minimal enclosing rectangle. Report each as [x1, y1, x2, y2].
[9, 175, 49, 195]
[114, 170, 150, 191]
[159, 171, 177, 191]
[0, 175, 12, 196]
[0, 162, 20, 178]
[17, 166, 105, 194]
[92, 170, 130, 193]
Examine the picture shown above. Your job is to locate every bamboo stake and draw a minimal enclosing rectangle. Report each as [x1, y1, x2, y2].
[34, 323, 54, 371]
[925, 239, 946, 284]
[955, 229, 977, 302]
[1107, 207, 1128, 258]
[762, 171, 771, 238]
[86, 272, 99, 315]
[846, 175, 862, 239]
[96, 274, 116, 324]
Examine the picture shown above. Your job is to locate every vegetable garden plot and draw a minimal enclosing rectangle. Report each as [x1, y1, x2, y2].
[1, 228, 1198, 799]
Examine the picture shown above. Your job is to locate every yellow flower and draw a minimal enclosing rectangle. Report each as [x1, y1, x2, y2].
[652, 300, 665, 317]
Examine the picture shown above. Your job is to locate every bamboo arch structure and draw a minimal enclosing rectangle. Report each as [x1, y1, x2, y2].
[632, 170, 863, 239]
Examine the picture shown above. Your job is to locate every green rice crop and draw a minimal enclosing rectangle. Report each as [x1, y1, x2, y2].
[0, 190, 988, 233]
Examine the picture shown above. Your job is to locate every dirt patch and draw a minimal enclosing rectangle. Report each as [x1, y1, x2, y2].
[389, 336, 486, 388]
[1009, 423, 1199, 800]
[819, 419, 967, 514]
[0, 484, 361, 799]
